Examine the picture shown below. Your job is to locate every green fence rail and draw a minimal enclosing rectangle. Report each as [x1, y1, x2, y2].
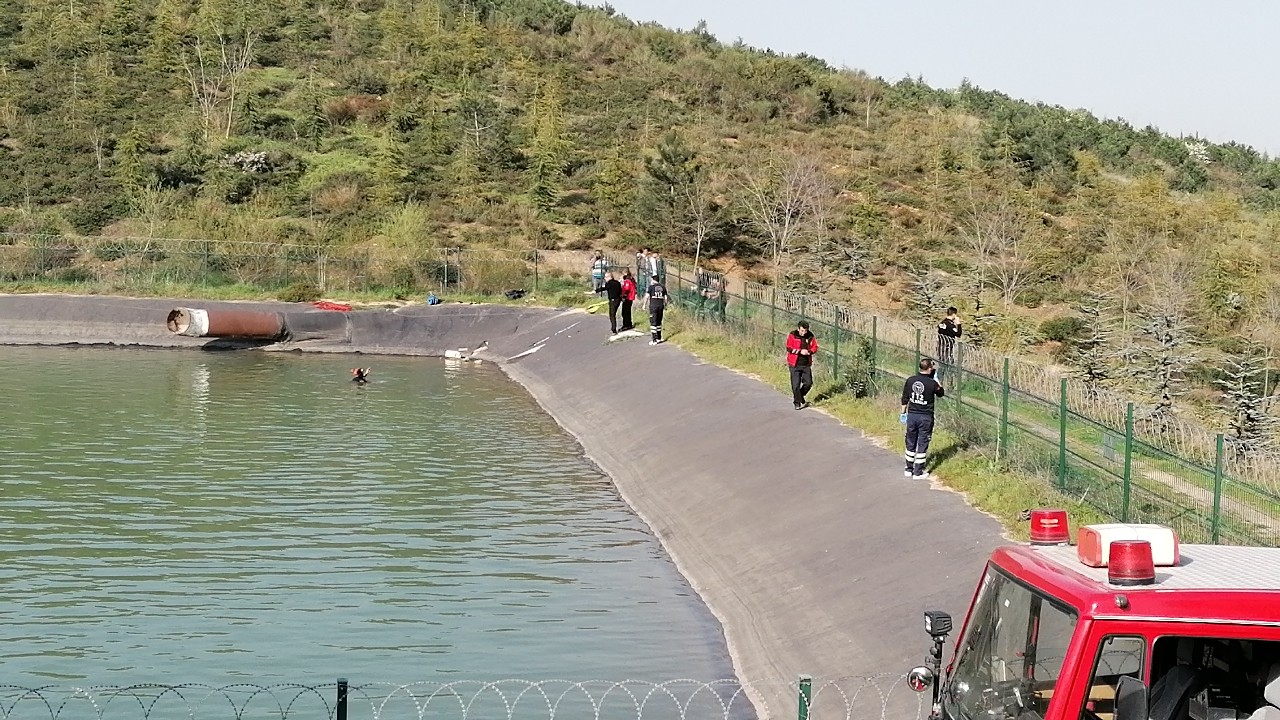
[666, 262, 1280, 547]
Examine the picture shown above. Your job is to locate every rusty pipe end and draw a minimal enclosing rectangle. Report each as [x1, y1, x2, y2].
[167, 307, 284, 339]
[167, 308, 209, 337]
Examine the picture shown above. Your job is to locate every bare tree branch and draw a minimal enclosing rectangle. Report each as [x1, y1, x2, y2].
[958, 190, 1049, 307]
[1135, 255, 1200, 427]
[180, 31, 256, 141]
[737, 152, 832, 287]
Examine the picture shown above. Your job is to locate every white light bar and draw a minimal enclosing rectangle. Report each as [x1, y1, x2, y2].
[1078, 524, 1180, 568]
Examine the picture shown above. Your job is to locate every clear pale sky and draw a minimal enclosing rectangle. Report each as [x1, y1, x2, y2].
[599, 0, 1278, 156]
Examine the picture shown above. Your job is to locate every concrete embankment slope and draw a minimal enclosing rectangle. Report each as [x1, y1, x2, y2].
[485, 311, 1004, 705]
[0, 295, 1003, 714]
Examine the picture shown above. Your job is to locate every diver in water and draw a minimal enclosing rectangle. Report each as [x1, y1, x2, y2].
[351, 367, 371, 384]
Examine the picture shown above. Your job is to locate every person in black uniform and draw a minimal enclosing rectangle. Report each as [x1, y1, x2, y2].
[646, 275, 668, 345]
[936, 307, 962, 366]
[901, 358, 944, 480]
[604, 272, 623, 334]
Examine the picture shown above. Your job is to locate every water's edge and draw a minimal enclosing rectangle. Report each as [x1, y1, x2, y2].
[0, 295, 1004, 720]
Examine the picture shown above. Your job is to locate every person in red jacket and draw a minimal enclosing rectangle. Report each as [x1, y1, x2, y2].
[620, 271, 637, 331]
[785, 320, 818, 409]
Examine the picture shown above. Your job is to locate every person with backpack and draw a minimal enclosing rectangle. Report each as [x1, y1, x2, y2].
[785, 320, 819, 410]
[900, 357, 945, 480]
[646, 274, 668, 345]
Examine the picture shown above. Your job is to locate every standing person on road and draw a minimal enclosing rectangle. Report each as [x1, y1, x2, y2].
[604, 272, 623, 335]
[936, 307, 962, 369]
[649, 251, 666, 286]
[590, 251, 608, 295]
[620, 271, 637, 331]
[786, 320, 819, 410]
[901, 357, 945, 480]
[646, 275, 668, 345]
[635, 248, 651, 297]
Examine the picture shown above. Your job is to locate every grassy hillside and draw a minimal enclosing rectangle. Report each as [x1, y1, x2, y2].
[3, 0, 1280, 443]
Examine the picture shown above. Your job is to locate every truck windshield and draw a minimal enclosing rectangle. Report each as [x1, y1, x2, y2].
[943, 567, 1077, 720]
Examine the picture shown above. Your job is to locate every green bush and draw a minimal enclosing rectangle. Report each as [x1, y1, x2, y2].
[1015, 287, 1046, 308]
[278, 282, 322, 302]
[56, 266, 95, 283]
[1039, 316, 1088, 344]
[842, 336, 878, 398]
[387, 263, 417, 292]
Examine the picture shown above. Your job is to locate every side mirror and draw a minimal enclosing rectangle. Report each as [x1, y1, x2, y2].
[908, 665, 934, 693]
[1115, 676, 1148, 720]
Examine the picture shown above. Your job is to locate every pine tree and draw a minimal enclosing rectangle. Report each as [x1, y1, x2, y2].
[592, 144, 634, 226]
[143, 0, 183, 78]
[1136, 305, 1197, 427]
[1070, 291, 1115, 397]
[904, 264, 945, 320]
[113, 126, 149, 194]
[99, 0, 141, 54]
[372, 131, 410, 206]
[239, 90, 261, 135]
[1217, 346, 1277, 460]
[299, 78, 327, 152]
[448, 140, 483, 212]
[639, 130, 700, 249]
[643, 131, 698, 201]
[523, 77, 570, 215]
[377, 0, 413, 62]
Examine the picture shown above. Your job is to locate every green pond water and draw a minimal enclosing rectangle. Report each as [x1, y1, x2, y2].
[0, 346, 732, 687]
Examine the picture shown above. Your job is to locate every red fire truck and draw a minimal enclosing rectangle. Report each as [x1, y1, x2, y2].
[908, 510, 1280, 720]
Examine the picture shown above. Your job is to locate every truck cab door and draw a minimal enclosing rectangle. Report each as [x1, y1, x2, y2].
[1072, 628, 1147, 720]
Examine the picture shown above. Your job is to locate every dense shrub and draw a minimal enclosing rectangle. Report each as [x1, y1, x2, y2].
[1039, 316, 1088, 344]
[278, 283, 322, 302]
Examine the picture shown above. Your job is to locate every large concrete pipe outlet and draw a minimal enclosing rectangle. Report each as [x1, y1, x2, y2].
[166, 308, 286, 339]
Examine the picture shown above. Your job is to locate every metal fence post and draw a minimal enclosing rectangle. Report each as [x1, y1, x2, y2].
[999, 358, 1010, 460]
[800, 295, 808, 322]
[797, 675, 812, 720]
[771, 287, 778, 348]
[954, 342, 964, 409]
[364, 249, 372, 293]
[337, 678, 348, 720]
[1122, 403, 1134, 522]
[1058, 377, 1068, 491]
[1212, 433, 1225, 543]
[832, 320, 841, 382]
[533, 249, 539, 293]
[915, 328, 922, 367]
[871, 315, 878, 369]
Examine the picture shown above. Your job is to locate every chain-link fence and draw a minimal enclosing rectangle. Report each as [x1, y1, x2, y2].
[0, 234, 537, 297]
[666, 263, 1280, 547]
[0, 675, 923, 720]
